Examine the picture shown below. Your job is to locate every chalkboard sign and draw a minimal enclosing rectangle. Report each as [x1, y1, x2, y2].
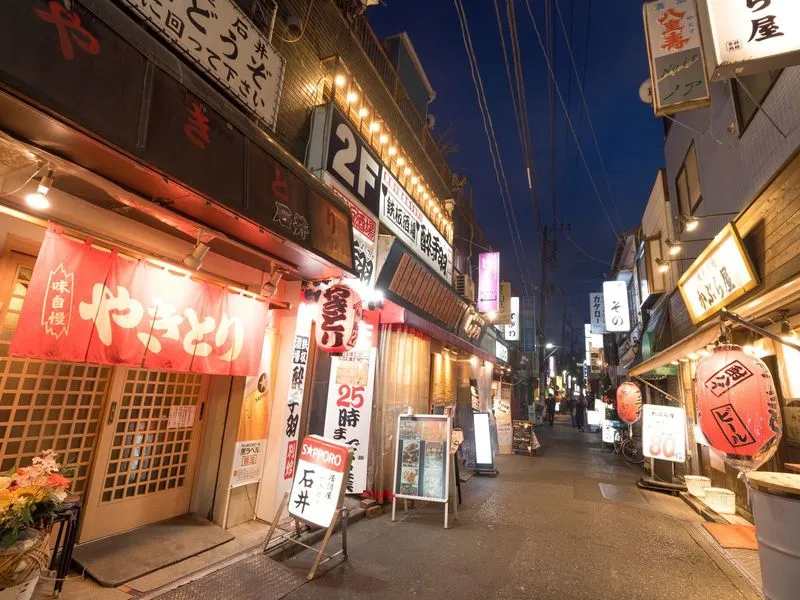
[512, 420, 534, 456]
[393, 414, 451, 503]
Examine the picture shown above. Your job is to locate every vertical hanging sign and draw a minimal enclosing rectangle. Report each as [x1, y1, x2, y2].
[276, 303, 314, 506]
[477, 252, 500, 313]
[589, 293, 605, 334]
[603, 281, 631, 333]
[323, 318, 378, 494]
[643, 0, 710, 115]
[504, 297, 520, 341]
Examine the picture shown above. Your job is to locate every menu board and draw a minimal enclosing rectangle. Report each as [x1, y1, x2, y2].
[394, 414, 450, 503]
[512, 420, 534, 455]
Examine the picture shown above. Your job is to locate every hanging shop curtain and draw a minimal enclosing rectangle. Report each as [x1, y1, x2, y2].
[367, 324, 430, 503]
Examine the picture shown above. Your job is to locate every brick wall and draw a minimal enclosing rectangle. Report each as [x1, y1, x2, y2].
[268, 0, 451, 201]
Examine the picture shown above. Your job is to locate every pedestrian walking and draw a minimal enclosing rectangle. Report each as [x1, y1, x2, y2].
[546, 394, 556, 426]
[568, 396, 576, 428]
[575, 396, 586, 432]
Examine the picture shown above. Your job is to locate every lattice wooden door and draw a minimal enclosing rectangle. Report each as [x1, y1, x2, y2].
[79, 368, 208, 542]
[0, 251, 111, 498]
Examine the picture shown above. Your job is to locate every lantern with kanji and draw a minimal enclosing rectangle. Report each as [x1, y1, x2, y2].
[315, 284, 362, 354]
[616, 381, 642, 424]
[695, 344, 781, 473]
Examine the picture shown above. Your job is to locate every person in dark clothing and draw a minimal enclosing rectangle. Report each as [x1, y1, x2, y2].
[545, 395, 556, 426]
[567, 396, 576, 428]
[575, 396, 586, 432]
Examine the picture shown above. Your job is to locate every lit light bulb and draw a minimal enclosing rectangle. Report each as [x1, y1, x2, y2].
[411, 176, 418, 185]
[378, 133, 388, 145]
[658, 261, 669, 274]
[687, 352, 699, 361]
[669, 243, 681, 256]
[25, 192, 50, 210]
[417, 184, 424, 193]
[346, 90, 358, 103]
[404, 167, 412, 176]
[685, 217, 699, 232]
[334, 73, 347, 87]
[358, 106, 369, 118]
[423, 192, 429, 200]
[369, 121, 380, 132]
[397, 156, 405, 166]
[388, 146, 397, 156]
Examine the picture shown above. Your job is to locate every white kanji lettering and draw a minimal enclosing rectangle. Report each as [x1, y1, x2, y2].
[216, 313, 244, 362]
[183, 308, 215, 357]
[51, 295, 65, 309]
[136, 299, 184, 353]
[47, 312, 66, 327]
[51, 279, 70, 294]
[79, 284, 144, 346]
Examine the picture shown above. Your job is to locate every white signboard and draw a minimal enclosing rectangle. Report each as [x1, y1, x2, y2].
[323, 345, 376, 494]
[702, 0, 800, 80]
[122, 0, 285, 129]
[602, 419, 617, 444]
[504, 296, 520, 341]
[167, 405, 196, 429]
[642, 404, 687, 463]
[288, 435, 350, 528]
[230, 439, 266, 488]
[474, 412, 494, 466]
[643, 0, 711, 115]
[495, 340, 508, 362]
[678, 224, 758, 323]
[603, 280, 631, 333]
[379, 168, 453, 282]
[589, 293, 605, 334]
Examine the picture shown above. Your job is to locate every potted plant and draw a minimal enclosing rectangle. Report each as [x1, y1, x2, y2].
[0, 451, 71, 600]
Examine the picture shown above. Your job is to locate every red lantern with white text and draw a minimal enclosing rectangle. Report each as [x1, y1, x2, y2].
[695, 344, 781, 473]
[616, 382, 642, 424]
[315, 285, 362, 354]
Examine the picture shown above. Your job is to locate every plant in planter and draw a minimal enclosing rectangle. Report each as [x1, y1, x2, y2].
[0, 451, 71, 599]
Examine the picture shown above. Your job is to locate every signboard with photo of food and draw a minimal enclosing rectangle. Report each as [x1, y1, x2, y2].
[393, 414, 451, 503]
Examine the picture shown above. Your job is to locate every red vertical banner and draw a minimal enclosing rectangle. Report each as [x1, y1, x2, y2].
[10, 229, 269, 376]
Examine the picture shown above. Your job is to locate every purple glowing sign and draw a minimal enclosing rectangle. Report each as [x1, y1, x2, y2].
[477, 252, 500, 313]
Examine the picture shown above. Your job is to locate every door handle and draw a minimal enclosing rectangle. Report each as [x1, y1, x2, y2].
[107, 401, 117, 425]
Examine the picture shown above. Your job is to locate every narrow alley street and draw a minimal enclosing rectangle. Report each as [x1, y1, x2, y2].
[281, 419, 759, 600]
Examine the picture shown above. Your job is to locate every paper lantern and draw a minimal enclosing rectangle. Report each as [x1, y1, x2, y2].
[316, 285, 362, 353]
[616, 382, 642, 424]
[695, 344, 781, 473]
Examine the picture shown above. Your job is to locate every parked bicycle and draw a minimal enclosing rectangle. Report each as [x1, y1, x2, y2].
[613, 426, 645, 465]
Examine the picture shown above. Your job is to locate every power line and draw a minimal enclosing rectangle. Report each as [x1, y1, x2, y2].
[554, 0, 624, 232]
[453, 0, 533, 296]
[522, 0, 620, 240]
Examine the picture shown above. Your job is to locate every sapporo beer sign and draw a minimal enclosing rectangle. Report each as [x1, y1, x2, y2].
[121, 0, 285, 129]
[288, 435, 350, 528]
[10, 229, 268, 375]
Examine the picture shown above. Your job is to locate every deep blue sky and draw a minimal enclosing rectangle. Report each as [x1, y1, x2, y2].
[369, 0, 665, 350]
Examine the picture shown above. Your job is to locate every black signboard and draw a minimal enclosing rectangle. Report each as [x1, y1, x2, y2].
[0, 0, 353, 273]
[324, 104, 381, 215]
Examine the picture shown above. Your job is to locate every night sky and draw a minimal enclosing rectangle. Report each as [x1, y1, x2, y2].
[369, 0, 665, 350]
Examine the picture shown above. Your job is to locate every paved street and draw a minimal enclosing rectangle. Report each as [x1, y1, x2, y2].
[284, 418, 760, 600]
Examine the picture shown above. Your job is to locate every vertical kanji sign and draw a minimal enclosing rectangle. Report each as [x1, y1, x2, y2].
[288, 435, 351, 528]
[121, 0, 285, 129]
[643, 0, 711, 115]
[10, 229, 269, 375]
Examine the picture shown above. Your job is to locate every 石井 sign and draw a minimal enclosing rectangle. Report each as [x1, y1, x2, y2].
[700, 0, 800, 80]
[121, 0, 285, 128]
[678, 223, 758, 323]
[288, 435, 351, 528]
[589, 293, 605, 334]
[643, 0, 711, 115]
[602, 281, 631, 333]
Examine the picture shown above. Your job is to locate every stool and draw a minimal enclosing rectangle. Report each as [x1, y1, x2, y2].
[48, 499, 81, 597]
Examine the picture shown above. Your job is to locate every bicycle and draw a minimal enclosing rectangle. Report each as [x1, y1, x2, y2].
[613, 426, 645, 465]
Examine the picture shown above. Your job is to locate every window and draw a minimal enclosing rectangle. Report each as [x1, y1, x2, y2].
[732, 70, 783, 134]
[675, 141, 702, 219]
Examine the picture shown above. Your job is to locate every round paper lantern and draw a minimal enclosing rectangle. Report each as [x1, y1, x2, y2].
[316, 284, 362, 354]
[695, 344, 782, 473]
[616, 382, 642, 424]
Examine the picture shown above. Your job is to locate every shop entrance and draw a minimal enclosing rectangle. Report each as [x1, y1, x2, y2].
[79, 369, 208, 542]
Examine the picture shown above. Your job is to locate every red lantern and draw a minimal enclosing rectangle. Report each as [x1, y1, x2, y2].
[695, 344, 781, 473]
[315, 284, 362, 354]
[616, 382, 642, 424]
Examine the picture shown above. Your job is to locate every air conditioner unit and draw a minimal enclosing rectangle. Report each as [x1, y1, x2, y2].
[456, 274, 475, 302]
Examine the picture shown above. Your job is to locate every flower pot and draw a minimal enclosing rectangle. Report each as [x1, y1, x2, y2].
[0, 529, 50, 595]
[0, 574, 39, 600]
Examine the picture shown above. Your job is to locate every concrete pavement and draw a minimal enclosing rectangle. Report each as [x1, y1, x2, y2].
[283, 417, 761, 600]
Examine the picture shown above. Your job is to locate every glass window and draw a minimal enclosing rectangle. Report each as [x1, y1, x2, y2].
[732, 70, 783, 134]
[675, 141, 702, 221]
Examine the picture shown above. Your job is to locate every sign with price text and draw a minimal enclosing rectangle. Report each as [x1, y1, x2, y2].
[288, 435, 351, 528]
[642, 404, 687, 463]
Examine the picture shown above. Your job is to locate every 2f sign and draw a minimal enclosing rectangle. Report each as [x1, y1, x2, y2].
[326, 107, 381, 213]
[602, 281, 630, 333]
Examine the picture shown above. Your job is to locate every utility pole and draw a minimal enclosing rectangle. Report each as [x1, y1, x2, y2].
[538, 225, 548, 401]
